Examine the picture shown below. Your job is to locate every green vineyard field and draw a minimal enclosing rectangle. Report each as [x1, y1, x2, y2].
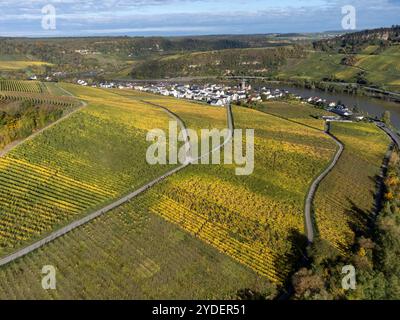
[0, 85, 389, 298]
[314, 122, 391, 254]
[0, 80, 46, 94]
[0, 85, 176, 256]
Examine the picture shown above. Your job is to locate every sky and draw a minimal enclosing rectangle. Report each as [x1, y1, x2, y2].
[0, 0, 399, 37]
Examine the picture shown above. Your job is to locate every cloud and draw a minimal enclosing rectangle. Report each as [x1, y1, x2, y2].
[0, 0, 399, 36]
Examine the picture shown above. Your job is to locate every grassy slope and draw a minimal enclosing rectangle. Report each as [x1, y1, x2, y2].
[356, 46, 400, 91]
[277, 46, 400, 92]
[314, 122, 390, 254]
[44, 82, 69, 96]
[278, 51, 348, 81]
[0, 89, 387, 297]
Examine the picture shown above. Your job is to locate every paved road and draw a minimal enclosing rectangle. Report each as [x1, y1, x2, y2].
[140, 100, 234, 164]
[372, 122, 400, 217]
[0, 98, 233, 267]
[377, 122, 400, 148]
[304, 121, 399, 243]
[304, 132, 344, 243]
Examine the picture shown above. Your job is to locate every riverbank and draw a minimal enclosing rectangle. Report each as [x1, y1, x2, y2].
[226, 77, 399, 101]
[263, 82, 400, 130]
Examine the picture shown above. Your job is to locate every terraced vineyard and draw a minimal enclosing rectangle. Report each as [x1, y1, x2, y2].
[0, 80, 46, 93]
[0, 86, 177, 256]
[0, 91, 78, 107]
[0, 193, 273, 299]
[4, 86, 386, 297]
[131, 94, 337, 284]
[276, 45, 400, 92]
[2, 86, 381, 296]
[0, 83, 80, 151]
[257, 101, 333, 131]
[0, 86, 274, 299]
[0, 156, 114, 248]
[314, 122, 391, 254]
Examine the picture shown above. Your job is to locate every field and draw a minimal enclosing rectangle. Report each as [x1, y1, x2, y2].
[0, 80, 47, 93]
[0, 84, 181, 256]
[0, 81, 80, 150]
[0, 60, 52, 71]
[122, 93, 338, 284]
[256, 101, 333, 130]
[0, 192, 274, 299]
[314, 122, 391, 254]
[0, 86, 277, 299]
[0, 89, 338, 298]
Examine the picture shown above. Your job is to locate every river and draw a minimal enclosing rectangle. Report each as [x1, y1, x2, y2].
[268, 84, 400, 130]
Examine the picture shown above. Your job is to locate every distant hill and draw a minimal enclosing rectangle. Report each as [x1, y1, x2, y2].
[314, 25, 400, 53]
[130, 46, 307, 79]
[0, 35, 310, 79]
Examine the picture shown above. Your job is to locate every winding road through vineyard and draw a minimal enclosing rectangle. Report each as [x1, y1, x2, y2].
[0, 91, 234, 267]
[304, 131, 344, 243]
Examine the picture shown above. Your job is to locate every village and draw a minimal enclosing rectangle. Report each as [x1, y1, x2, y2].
[69, 77, 366, 121]
[75, 79, 289, 106]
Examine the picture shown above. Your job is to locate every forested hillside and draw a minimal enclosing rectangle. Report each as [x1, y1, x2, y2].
[0, 35, 309, 79]
[130, 46, 306, 79]
[314, 25, 400, 53]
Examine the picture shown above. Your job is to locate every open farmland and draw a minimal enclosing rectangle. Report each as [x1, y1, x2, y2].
[314, 122, 391, 254]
